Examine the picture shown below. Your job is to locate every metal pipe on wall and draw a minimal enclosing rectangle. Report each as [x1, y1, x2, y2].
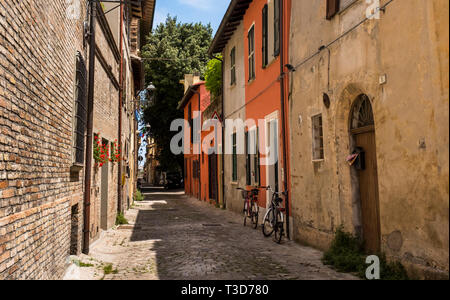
[279, 0, 290, 240]
[117, 1, 124, 214]
[83, 0, 96, 254]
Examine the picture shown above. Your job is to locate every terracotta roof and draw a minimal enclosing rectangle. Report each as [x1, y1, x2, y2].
[178, 82, 209, 110]
[208, 0, 252, 55]
[129, 0, 156, 45]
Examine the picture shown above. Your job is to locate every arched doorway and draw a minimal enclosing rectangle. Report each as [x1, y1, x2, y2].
[350, 94, 381, 252]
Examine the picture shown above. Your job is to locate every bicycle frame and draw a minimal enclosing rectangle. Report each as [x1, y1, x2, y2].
[238, 187, 260, 229]
[262, 192, 285, 226]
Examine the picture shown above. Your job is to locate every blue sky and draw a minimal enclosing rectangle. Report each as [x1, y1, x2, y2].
[153, 0, 230, 34]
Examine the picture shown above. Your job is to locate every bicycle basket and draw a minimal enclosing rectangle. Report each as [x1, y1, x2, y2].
[241, 190, 249, 199]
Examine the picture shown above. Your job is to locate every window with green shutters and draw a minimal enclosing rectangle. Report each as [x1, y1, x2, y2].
[245, 132, 251, 185]
[230, 47, 236, 85]
[273, 0, 281, 57]
[262, 5, 269, 68]
[232, 133, 238, 182]
[248, 25, 255, 81]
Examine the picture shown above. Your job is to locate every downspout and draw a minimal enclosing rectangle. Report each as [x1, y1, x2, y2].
[279, 0, 290, 240]
[118, 2, 124, 214]
[83, 0, 96, 254]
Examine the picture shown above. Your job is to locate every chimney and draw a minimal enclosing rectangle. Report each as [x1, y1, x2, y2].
[181, 74, 202, 93]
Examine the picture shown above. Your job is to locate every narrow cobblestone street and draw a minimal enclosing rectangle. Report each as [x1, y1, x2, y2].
[73, 187, 357, 280]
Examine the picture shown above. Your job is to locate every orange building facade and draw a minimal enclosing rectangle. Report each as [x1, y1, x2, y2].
[243, 0, 291, 211]
[209, 0, 292, 236]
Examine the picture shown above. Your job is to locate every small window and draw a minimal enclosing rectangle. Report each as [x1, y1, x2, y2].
[262, 5, 269, 67]
[327, 0, 356, 19]
[73, 52, 87, 167]
[230, 47, 236, 85]
[248, 26, 256, 81]
[312, 114, 325, 160]
[232, 133, 238, 182]
[273, 0, 281, 57]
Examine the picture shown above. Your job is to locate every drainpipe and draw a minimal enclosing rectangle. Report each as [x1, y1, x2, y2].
[279, 0, 290, 240]
[118, 2, 124, 214]
[83, 0, 96, 254]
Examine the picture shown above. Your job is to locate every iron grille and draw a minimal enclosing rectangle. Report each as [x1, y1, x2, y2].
[73, 52, 87, 166]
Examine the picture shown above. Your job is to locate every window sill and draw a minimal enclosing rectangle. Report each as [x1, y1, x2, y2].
[71, 164, 84, 172]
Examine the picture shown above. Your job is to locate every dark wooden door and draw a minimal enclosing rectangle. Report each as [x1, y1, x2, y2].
[209, 154, 218, 201]
[354, 127, 381, 253]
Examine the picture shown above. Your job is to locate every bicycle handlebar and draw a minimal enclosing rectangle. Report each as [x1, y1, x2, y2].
[237, 186, 287, 196]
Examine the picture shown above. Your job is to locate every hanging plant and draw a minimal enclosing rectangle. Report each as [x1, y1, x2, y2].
[93, 133, 108, 167]
[110, 139, 121, 163]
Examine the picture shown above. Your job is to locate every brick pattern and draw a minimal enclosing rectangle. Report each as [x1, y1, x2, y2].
[0, 0, 134, 279]
[0, 0, 87, 279]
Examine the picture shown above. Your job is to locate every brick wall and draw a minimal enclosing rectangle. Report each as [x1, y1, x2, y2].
[0, 0, 134, 279]
[0, 0, 87, 279]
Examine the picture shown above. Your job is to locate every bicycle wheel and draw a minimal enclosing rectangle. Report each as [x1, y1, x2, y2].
[274, 210, 284, 244]
[262, 208, 275, 237]
[251, 202, 259, 229]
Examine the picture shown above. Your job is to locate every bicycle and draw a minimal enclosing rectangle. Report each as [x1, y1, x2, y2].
[261, 186, 287, 244]
[237, 187, 260, 229]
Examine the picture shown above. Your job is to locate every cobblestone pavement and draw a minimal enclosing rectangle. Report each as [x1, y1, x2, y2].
[73, 187, 357, 280]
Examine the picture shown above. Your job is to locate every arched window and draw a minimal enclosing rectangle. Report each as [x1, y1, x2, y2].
[350, 94, 374, 131]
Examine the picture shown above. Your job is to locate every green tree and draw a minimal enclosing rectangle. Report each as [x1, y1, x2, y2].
[205, 55, 222, 98]
[142, 16, 212, 171]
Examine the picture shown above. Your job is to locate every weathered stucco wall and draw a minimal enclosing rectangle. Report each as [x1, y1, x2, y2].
[289, 0, 449, 278]
[223, 22, 247, 213]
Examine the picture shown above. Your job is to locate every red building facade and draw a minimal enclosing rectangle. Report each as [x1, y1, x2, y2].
[179, 81, 218, 203]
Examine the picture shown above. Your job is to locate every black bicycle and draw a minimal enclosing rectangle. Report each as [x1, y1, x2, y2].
[237, 187, 260, 229]
[261, 186, 286, 244]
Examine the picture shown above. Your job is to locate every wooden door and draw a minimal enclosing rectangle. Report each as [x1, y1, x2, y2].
[100, 143, 109, 230]
[209, 154, 218, 201]
[354, 128, 381, 252]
